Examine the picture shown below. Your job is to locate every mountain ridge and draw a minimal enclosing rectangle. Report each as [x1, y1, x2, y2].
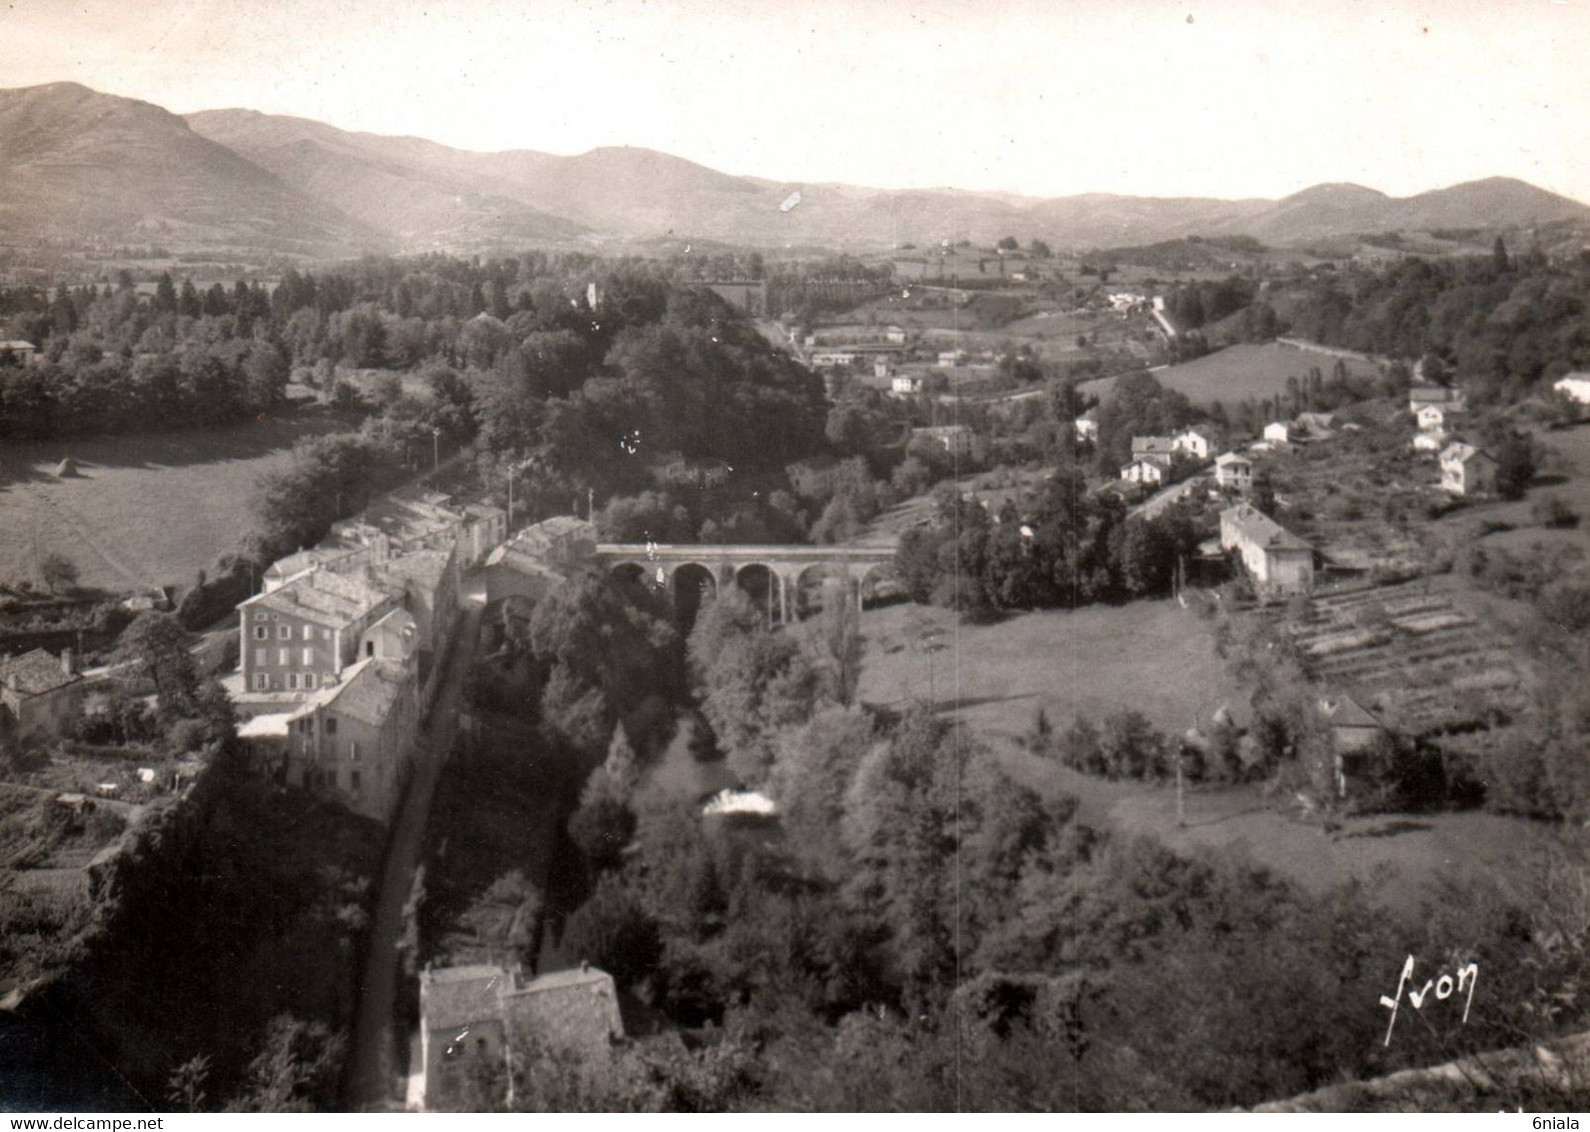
[5, 82, 1588, 256]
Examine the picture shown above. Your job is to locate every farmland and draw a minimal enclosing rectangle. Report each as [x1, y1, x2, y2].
[1287, 576, 1531, 739]
[1079, 341, 1386, 407]
[0, 410, 348, 593]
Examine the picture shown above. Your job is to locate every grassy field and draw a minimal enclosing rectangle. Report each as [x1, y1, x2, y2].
[1080, 341, 1385, 407]
[0, 410, 348, 593]
[857, 598, 1247, 739]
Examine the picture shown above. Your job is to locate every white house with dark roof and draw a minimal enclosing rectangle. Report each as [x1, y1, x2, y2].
[1130, 436, 1177, 468]
[1440, 442, 1497, 496]
[1214, 451, 1253, 492]
[1262, 421, 1291, 446]
[1409, 384, 1466, 415]
[1121, 458, 1166, 486]
[1172, 426, 1215, 461]
[1220, 504, 1313, 596]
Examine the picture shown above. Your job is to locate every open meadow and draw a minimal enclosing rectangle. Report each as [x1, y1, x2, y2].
[857, 597, 1246, 738]
[0, 410, 349, 593]
[1080, 341, 1385, 407]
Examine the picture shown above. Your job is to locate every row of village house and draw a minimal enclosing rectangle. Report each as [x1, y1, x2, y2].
[1089, 382, 1503, 498]
[231, 488, 506, 822]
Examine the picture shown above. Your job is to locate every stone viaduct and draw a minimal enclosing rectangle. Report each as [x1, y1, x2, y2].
[594, 542, 898, 624]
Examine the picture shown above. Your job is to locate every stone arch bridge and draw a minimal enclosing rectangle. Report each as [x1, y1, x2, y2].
[595, 542, 898, 624]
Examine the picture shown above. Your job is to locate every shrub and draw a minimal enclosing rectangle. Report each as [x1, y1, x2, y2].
[1533, 495, 1579, 530]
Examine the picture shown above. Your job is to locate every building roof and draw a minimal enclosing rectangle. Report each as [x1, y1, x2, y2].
[242, 567, 395, 627]
[1214, 451, 1252, 467]
[421, 964, 510, 1034]
[1319, 695, 1381, 730]
[1131, 436, 1177, 456]
[1440, 441, 1492, 465]
[1410, 384, 1464, 403]
[1222, 504, 1311, 552]
[463, 502, 506, 523]
[0, 649, 79, 696]
[365, 607, 418, 639]
[376, 548, 450, 594]
[237, 712, 293, 739]
[502, 966, 624, 1054]
[265, 547, 349, 580]
[420, 963, 626, 1055]
[318, 659, 411, 727]
[0, 340, 36, 351]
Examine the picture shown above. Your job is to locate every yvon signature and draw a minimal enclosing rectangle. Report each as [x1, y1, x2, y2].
[1379, 955, 1478, 1045]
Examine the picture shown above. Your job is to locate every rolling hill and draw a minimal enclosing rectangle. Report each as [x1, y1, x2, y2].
[4, 81, 1588, 256]
[0, 83, 384, 256]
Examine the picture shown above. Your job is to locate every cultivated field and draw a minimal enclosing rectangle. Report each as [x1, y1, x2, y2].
[0, 411, 347, 593]
[1288, 576, 1531, 737]
[1080, 341, 1385, 407]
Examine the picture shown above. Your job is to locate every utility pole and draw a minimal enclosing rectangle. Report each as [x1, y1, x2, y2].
[430, 428, 440, 475]
[1176, 746, 1187, 828]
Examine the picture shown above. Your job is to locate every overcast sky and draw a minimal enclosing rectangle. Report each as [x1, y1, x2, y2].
[3, 0, 1589, 202]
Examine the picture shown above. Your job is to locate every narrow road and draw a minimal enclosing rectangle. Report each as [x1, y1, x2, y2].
[344, 595, 483, 1111]
[1130, 471, 1210, 520]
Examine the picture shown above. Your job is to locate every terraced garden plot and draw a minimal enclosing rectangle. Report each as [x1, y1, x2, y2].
[1293, 580, 1529, 734]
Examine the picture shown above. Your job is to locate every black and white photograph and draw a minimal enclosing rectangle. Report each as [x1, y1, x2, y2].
[2, 0, 1590, 1116]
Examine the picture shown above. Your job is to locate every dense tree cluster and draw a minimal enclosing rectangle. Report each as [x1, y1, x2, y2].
[1279, 248, 1590, 404]
[536, 576, 1590, 1111]
[895, 469, 1204, 619]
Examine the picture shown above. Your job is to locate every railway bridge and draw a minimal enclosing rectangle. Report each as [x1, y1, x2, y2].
[594, 541, 898, 624]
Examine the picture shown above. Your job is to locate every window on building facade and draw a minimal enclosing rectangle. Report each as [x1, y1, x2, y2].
[349, 742, 360, 762]
[350, 770, 361, 793]
[254, 626, 267, 640]
[254, 648, 266, 667]
[326, 717, 337, 735]
[304, 672, 316, 689]
[253, 674, 268, 690]
[287, 673, 298, 690]
[278, 625, 291, 640]
[278, 648, 289, 666]
[303, 624, 314, 640]
[302, 647, 314, 665]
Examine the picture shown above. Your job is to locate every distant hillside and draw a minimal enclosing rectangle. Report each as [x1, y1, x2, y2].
[1208, 178, 1590, 245]
[185, 109, 587, 250]
[4, 82, 1588, 256]
[0, 83, 383, 255]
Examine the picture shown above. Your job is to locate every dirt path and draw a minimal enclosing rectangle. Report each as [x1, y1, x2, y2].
[343, 597, 482, 1111]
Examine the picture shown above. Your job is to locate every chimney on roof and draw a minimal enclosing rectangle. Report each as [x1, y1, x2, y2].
[581, 959, 590, 974]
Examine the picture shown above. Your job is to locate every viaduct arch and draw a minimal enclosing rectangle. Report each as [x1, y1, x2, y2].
[595, 542, 898, 625]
